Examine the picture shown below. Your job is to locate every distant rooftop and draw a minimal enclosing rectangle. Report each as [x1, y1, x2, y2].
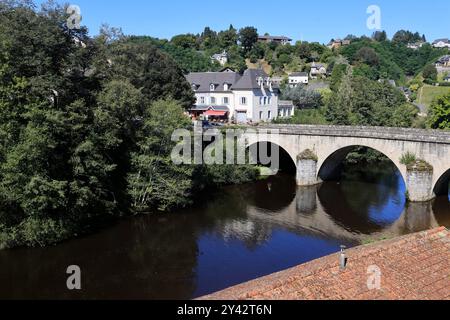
[258, 35, 292, 41]
[290, 72, 308, 77]
[433, 38, 450, 44]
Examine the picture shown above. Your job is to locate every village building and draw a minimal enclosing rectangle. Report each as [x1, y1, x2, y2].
[436, 55, 450, 68]
[310, 62, 327, 79]
[258, 35, 292, 46]
[407, 41, 426, 50]
[327, 38, 351, 50]
[186, 69, 294, 123]
[211, 51, 228, 66]
[288, 72, 309, 87]
[432, 38, 450, 49]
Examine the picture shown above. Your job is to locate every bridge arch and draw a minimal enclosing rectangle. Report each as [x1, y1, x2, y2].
[246, 141, 297, 174]
[434, 169, 450, 198]
[241, 124, 450, 202]
[317, 145, 407, 187]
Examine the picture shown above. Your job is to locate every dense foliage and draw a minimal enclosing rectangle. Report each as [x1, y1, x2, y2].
[427, 93, 450, 130]
[340, 37, 446, 82]
[0, 2, 257, 248]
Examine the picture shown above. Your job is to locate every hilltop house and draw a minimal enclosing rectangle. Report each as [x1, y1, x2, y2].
[407, 42, 426, 50]
[186, 69, 294, 123]
[288, 72, 309, 87]
[258, 35, 292, 46]
[310, 62, 327, 79]
[327, 39, 351, 50]
[436, 55, 450, 68]
[211, 51, 228, 66]
[432, 39, 450, 49]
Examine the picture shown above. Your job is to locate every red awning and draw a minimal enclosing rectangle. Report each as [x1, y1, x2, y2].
[204, 110, 227, 116]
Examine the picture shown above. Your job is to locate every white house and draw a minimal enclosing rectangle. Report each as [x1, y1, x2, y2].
[289, 72, 309, 87]
[436, 55, 450, 68]
[432, 39, 450, 49]
[310, 62, 327, 79]
[444, 75, 450, 82]
[211, 51, 228, 66]
[258, 35, 292, 46]
[186, 69, 294, 123]
[407, 42, 425, 50]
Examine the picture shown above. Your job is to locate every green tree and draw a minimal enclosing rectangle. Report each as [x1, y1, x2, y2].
[218, 25, 238, 49]
[239, 26, 258, 54]
[422, 64, 438, 81]
[427, 93, 450, 129]
[281, 86, 322, 109]
[171, 34, 198, 49]
[107, 38, 195, 108]
[372, 31, 387, 42]
[127, 99, 195, 212]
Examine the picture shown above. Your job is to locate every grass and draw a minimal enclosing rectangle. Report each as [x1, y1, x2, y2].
[400, 152, 417, 167]
[417, 85, 450, 107]
[245, 59, 272, 75]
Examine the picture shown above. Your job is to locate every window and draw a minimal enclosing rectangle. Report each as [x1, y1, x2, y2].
[263, 97, 267, 105]
[268, 97, 271, 104]
[223, 97, 229, 105]
[260, 111, 263, 119]
[257, 77, 263, 86]
[224, 83, 229, 91]
[210, 97, 216, 104]
[210, 84, 216, 91]
[200, 97, 205, 104]
[268, 111, 272, 119]
[259, 97, 263, 105]
[241, 97, 247, 105]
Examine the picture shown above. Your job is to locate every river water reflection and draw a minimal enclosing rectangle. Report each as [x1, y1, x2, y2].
[0, 164, 448, 299]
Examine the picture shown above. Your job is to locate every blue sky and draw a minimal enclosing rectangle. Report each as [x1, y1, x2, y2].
[35, 0, 450, 44]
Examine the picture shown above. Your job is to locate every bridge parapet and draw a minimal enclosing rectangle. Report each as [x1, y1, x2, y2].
[253, 124, 450, 144]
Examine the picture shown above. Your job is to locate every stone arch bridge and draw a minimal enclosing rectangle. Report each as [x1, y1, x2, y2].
[243, 125, 450, 202]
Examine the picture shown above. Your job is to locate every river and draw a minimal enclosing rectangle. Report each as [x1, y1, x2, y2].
[0, 163, 448, 300]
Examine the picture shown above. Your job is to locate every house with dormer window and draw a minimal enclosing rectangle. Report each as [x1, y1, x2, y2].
[186, 69, 294, 123]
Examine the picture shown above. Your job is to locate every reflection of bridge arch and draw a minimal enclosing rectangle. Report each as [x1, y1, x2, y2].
[244, 185, 441, 244]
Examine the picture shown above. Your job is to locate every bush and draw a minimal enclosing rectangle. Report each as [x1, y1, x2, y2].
[0, 217, 71, 249]
[400, 152, 417, 166]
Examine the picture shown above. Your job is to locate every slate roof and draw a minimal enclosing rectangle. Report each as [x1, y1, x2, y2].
[433, 38, 450, 44]
[186, 69, 279, 92]
[258, 35, 292, 41]
[437, 55, 450, 63]
[233, 69, 279, 90]
[290, 72, 308, 77]
[186, 72, 241, 92]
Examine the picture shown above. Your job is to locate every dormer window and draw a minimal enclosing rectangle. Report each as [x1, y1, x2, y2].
[257, 77, 264, 86]
[265, 77, 271, 86]
[224, 83, 229, 91]
[192, 84, 199, 91]
[210, 84, 216, 91]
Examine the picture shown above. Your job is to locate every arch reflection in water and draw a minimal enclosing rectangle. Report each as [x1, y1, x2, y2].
[0, 164, 448, 300]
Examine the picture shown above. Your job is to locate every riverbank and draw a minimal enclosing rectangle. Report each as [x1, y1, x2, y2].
[200, 227, 450, 300]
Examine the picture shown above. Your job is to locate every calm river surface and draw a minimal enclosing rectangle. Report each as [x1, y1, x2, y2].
[0, 164, 449, 300]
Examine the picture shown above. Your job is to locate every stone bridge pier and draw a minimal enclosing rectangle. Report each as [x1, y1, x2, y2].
[244, 125, 450, 203]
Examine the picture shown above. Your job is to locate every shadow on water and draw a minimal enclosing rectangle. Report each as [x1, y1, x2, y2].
[0, 163, 448, 299]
